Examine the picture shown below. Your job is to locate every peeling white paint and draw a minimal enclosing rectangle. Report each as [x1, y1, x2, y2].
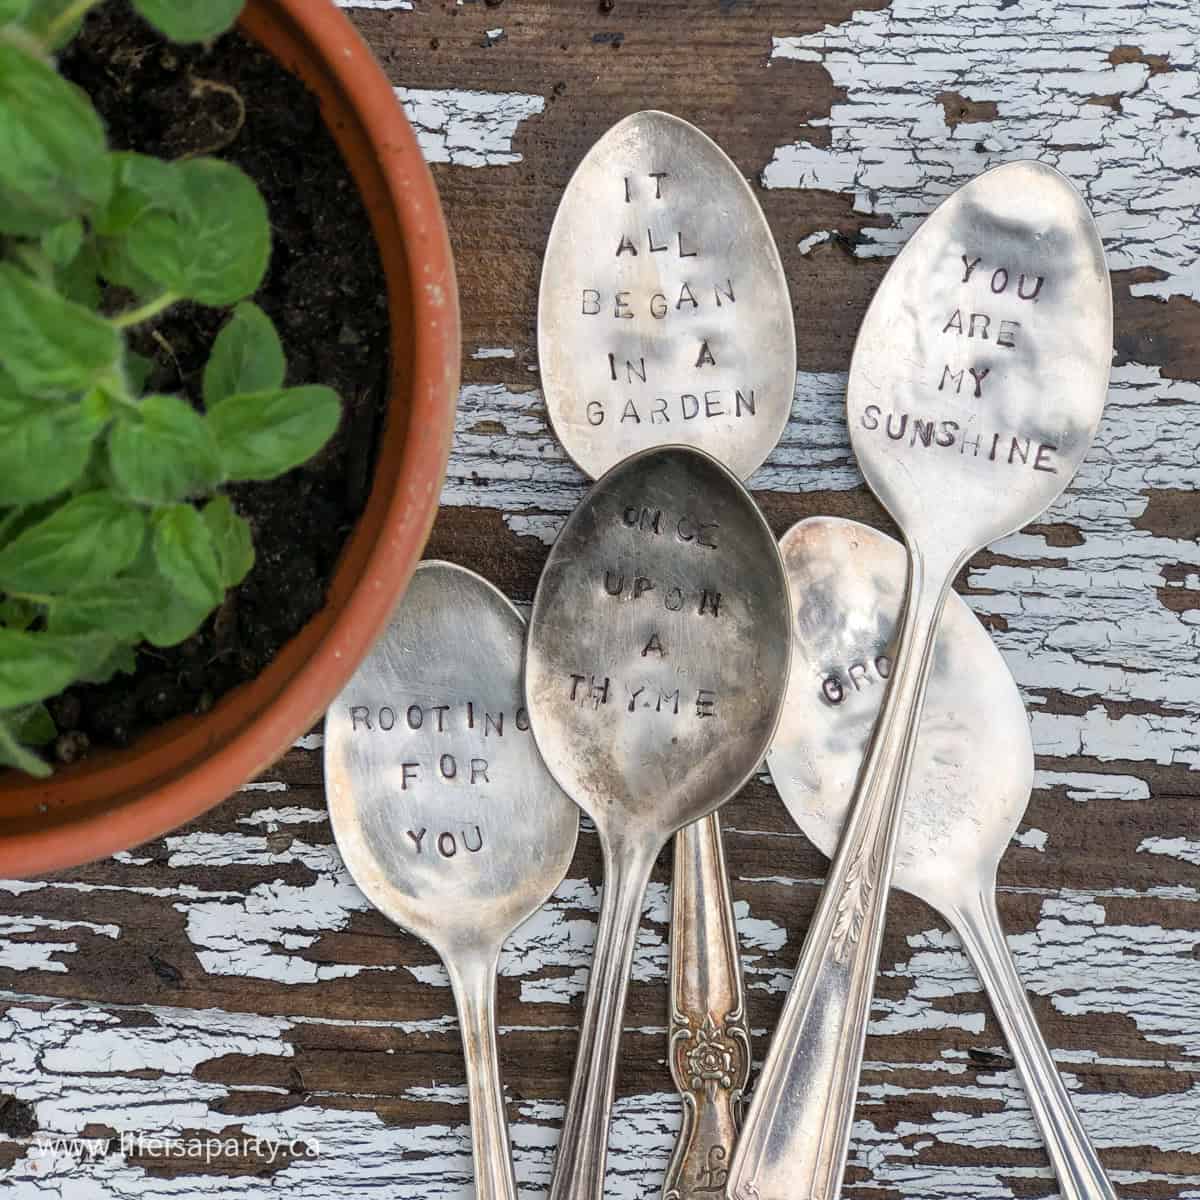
[395, 88, 545, 167]
[1139, 836, 1200, 867]
[471, 346, 516, 359]
[1014, 828, 1049, 852]
[765, 2, 1200, 304]
[1033, 771, 1152, 802]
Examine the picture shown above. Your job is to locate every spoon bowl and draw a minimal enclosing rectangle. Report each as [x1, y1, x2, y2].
[525, 445, 791, 1200]
[769, 516, 1116, 1200]
[325, 561, 579, 1200]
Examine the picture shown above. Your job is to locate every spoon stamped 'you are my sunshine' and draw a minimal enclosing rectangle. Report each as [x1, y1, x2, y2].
[729, 161, 1113, 1200]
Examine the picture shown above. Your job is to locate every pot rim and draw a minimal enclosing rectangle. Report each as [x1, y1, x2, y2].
[0, 0, 459, 877]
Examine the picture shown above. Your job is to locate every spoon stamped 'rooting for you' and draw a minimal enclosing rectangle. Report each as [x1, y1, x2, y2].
[769, 517, 1116, 1200]
[324, 562, 579, 1200]
[729, 161, 1113, 1200]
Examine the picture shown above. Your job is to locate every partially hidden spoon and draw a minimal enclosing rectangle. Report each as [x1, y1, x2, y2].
[324, 561, 579, 1200]
[769, 516, 1116, 1200]
[728, 161, 1112, 1200]
[536, 109, 796, 1200]
[524, 446, 792, 1200]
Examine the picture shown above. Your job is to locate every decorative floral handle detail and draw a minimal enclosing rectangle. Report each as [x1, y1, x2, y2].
[664, 814, 751, 1200]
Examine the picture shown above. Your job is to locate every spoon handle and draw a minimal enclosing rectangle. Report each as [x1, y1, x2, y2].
[952, 888, 1117, 1200]
[727, 547, 956, 1200]
[664, 812, 751, 1200]
[446, 949, 520, 1200]
[550, 839, 658, 1200]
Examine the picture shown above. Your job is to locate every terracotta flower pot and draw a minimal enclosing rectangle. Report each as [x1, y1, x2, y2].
[0, 0, 459, 878]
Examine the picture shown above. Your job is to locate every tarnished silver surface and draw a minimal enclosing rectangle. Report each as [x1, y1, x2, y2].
[537, 110, 796, 482]
[524, 446, 791, 1200]
[665, 814, 750, 1200]
[537, 112, 783, 1200]
[768, 516, 1116, 1200]
[324, 562, 579, 1200]
[728, 162, 1112, 1200]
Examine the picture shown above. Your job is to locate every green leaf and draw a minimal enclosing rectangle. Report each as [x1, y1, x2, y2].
[119, 158, 269, 306]
[0, 716, 52, 778]
[41, 217, 83, 266]
[0, 596, 37, 630]
[0, 263, 121, 396]
[0, 491, 145, 593]
[20, 0, 89, 50]
[202, 495, 253, 588]
[153, 503, 222, 610]
[203, 302, 284, 406]
[131, 0, 244, 43]
[0, 629, 80, 708]
[93, 153, 182, 238]
[0, 393, 106, 506]
[0, 44, 111, 235]
[0, 0, 31, 25]
[108, 394, 223, 504]
[47, 581, 147, 638]
[209, 385, 340, 481]
[124, 350, 155, 393]
[14, 701, 56, 746]
[73, 639, 136, 685]
[56, 239, 102, 309]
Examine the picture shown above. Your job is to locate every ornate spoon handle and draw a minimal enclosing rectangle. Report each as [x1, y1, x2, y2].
[728, 545, 956, 1200]
[665, 812, 751, 1200]
[952, 887, 1117, 1200]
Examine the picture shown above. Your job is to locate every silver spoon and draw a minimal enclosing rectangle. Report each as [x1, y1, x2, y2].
[728, 160, 1112, 1200]
[537, 109, 796, 1200]
[769, 515, 1116, 1199]
[324, 561, 579, 1200]
[524, 445, 792, 1200]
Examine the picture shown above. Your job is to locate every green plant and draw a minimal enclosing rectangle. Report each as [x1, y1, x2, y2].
[0, 0, 341, 775]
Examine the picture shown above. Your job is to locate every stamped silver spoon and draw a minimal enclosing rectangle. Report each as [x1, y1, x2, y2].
[728, 161, 1112, 1200]
[324, 561, 579, 1200]
[537, 109, 796, 1200]
[524, 446, 792, 1200]
[769, 516, 1116, 1199]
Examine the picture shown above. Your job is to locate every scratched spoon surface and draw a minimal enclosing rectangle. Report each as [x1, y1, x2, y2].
[729, 161, 1112, 1200]
[769, 516, 1114, 1198]
[524, 445, 791, 1200]
[537, 109, 796, 1200]
[324, 561, 579, 1200]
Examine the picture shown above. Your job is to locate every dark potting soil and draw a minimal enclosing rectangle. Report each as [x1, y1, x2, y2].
[48, 9, 390, 756]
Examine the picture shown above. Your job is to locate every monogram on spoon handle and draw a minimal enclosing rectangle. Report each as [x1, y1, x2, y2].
[665, 813, 751, 1200]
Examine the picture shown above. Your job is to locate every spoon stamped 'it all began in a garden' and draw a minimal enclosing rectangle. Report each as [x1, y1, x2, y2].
[728, 161, 1112, 1200]
[537, 109, 796, 1200]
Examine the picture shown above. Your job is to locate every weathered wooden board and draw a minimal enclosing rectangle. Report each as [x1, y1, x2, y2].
[2, 1, 1199, 1198]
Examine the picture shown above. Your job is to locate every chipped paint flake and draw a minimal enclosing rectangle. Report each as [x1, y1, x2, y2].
[395, 88, 545, 167]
